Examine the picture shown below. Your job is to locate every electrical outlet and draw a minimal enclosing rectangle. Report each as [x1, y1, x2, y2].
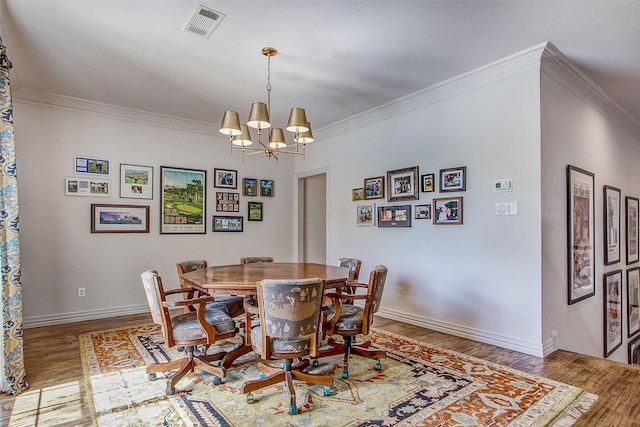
[78, 287, 86, 298]
[397, 287, 403, 298]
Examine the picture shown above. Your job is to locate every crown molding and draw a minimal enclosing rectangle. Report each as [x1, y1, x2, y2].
[316, 42, 548, 141]
[541, 42, 640, 140]
[12, 87, 220, 136]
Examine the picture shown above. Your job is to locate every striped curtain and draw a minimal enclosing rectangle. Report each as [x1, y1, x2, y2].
[0, 36, 27, 394]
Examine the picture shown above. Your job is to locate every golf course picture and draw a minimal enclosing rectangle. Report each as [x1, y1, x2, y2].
[160, 167, 206, 233]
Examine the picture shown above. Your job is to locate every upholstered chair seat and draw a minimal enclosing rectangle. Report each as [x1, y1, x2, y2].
[171, 308, 236, 341]
[324, 304, 364, 331]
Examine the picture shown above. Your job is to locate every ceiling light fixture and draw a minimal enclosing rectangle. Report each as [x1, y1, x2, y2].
[219, 47, 313, 162]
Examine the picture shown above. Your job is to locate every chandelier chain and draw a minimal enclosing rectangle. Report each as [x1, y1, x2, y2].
[266, 54, 272, 115]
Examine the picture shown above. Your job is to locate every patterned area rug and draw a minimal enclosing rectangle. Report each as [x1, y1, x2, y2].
[79, 324, 596, 426]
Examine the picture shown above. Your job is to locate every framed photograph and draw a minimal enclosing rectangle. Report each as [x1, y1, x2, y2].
[387, 166, 419, 202]
[75, 156, 110, 175]
[65, 177, 110, 197]
[119, 164, 153, 199]
[363, 176, 384, 200]
[90, 204, 149, 233]
[629, 335, 640, 366]
[243, 178, 258, 196]
[421, 173, 435, 192]
[604, 269, 623, 357]
[377, 205, 411, 228]
[626, 196, 639, 265]
[356, 203, 376, 226]
[628, 267, 640, 338]
[604, 185, 621, 265]
[433, 197, 463, 225]
[160, 166, 206, 234]
[213, 215, 243, 232]
[567, 165, 596, 305]
[352, 188, 364, 201]
[260, 179, 274, 197]
[415, 204, 432, 219]
[216, 192, 239, 212]
[214, 168, 237, 189]
[439, 166, 466, 192]
[248, 201, 263, 221]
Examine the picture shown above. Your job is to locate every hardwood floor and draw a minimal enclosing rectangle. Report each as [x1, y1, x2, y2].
[1, 314, 639, 426]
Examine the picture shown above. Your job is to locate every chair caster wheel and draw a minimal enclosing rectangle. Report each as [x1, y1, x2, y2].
[375, 363, 382, 371]
[246, 393, 255, 404]
[323, 386, 331, 396]
[148, 373, 157, 381]
[212, 376, 222, 385]
[290, 405, 298, 415]
[312, 360, 319, 368]
[165, 388, 174, 396]
[259, 373, 267, 379]
[341, 371, 348, 379]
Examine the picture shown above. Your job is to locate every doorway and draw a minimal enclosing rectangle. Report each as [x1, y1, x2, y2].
[298, 171, 327, 263]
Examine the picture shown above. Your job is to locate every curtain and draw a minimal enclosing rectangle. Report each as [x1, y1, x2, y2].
[0, 36, 27, 394]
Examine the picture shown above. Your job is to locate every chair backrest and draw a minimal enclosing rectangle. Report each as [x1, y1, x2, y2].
[240, 257, 274, 264]
[141, 270, 169, 327]
[256, 277, 324, 357]
[338, 257, 362, 282]
[362, 265, 388, 334]
[176, 259, 208, 276]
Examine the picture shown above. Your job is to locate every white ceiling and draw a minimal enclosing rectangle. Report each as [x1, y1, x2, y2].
[2, 1, 640, 133]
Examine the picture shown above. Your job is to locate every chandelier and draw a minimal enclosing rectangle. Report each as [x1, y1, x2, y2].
[219, 47, 313, 162]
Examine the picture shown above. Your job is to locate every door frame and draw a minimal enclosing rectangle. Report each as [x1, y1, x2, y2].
[294, 166, 330, 262]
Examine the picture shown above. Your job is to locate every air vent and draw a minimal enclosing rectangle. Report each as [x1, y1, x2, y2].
[185, 5, 225, 38]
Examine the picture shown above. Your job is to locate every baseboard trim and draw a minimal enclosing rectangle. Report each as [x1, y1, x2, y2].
[376, 307, 544, 357]
[23, 304, 150, 329]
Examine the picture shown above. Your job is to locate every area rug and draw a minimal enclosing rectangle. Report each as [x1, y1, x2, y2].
[79, 324, 596, 426]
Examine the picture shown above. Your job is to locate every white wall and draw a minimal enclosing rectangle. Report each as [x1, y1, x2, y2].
[14, 101, 296, 327]
[540, 63, 640, 362]
[297, 52, 545, 355]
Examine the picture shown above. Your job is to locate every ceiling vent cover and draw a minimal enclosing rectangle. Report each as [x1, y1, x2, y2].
[185, 5, 225, 38]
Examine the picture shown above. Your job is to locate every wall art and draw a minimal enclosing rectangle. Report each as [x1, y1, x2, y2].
[260, 179, 274, 197]
[567, 165, 595, 305]
[352, 188, 364, 201]
[363, 176, 384, 200]
[243, 178, 258, 196]
[629, 335, 640, 366]
[439, 166, 466, 192]
[604, 269, 623, 357]
[248, 201, 263, 221]
[433, 197, 463, 225]
[377, 205, 411, 227]
[604, 185, 621, 265]
[415, 204, 431, 219]
[216, 192, 239, 212]
[387, 166, 419, 202]
[119, 164, 153, 199]
[628, 267, 640, 338]
[214, 168, 237, 189]
[626, 196, 639, 264]
[65, 177, 110, 197]
[160, 166, 206, 234]
[421, 173, 435, 192]
[75, 156, 110, 175]
[213, 215, 243, 232]
[91, 204, 149, 233]
[356, 203, 375, 226]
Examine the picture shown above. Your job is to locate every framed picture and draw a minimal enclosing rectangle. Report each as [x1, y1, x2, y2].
[377, 205, 411, 227]
[216, 192, 239, 212]
[439, 166, 466, 192]
[363, 176, 384, 200]
[160, 166, 206, 234]
[356, 203, 376, 226]
[352, 188, 364, 201]
[627, 267, 640, 338]
[421, 173, 435, 192]
[213, 215, 243, 232]
[415, 204, 431, 219]
[214, 168, 237, 189]
[75, 156, 110, 175]
[387, 166, 419, 202]
[243, 178, 258, 196]
[260, 179, 274, 197]
[119, 164, 153, 199]
[90, 204, 149, 233]
[626, 196, 639, 265]
[248, 201, 263, 221]
[603, 269, 623, 357]
[629, 335, 640, 366]
[604, 185, 621, 265]
[433, 197, 463, 225]
[65, 177, 110, 197]
[567, 165, 596, 305]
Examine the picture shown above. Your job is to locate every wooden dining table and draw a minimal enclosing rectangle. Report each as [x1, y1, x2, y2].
[179, 262, 350, 369]
[179, 262, 350, 296]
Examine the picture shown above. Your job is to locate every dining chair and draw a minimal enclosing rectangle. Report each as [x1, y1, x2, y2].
[242, 277, 332, 415]
[176, 260, 244, 317]
[240, 256, 274, 264]
[317, 265, 388, 379]
[140, 270, 239, 395]
[338, 257, 362, 302]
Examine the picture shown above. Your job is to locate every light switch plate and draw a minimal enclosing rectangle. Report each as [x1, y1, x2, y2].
[496, 202, 519, 215]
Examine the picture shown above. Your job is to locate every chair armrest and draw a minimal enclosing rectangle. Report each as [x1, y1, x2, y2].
[162, 295, 214, 308]
[164, 286, 201, 296]
[325, 292, 367, 302]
